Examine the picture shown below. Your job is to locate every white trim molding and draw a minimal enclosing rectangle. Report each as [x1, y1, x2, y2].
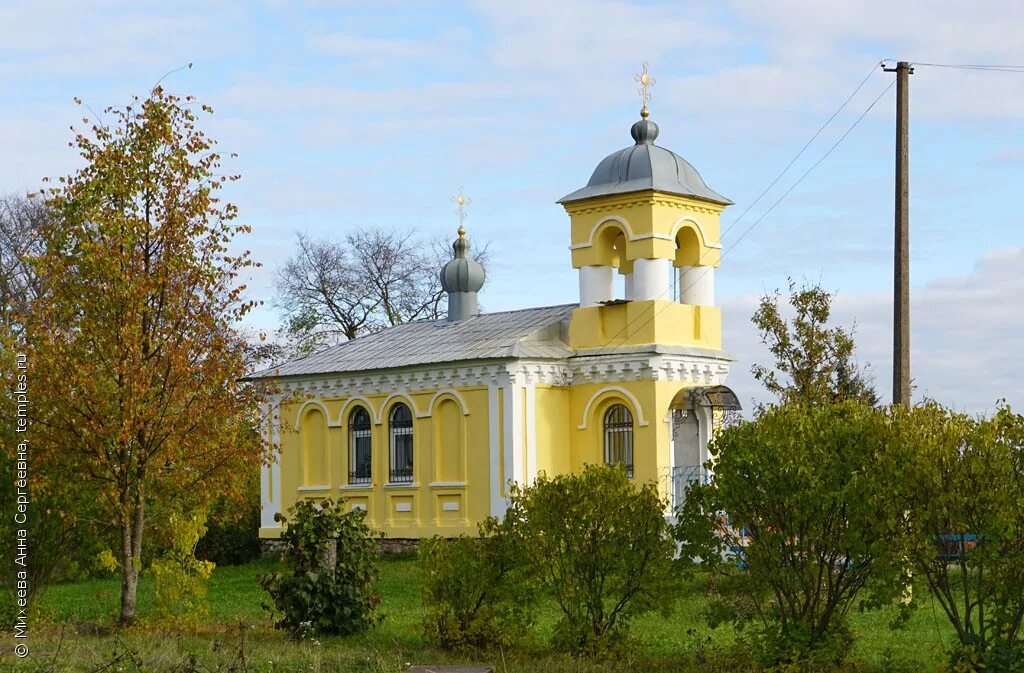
[297, 485, 331, 492]
[429, 481, 467, 488]
[577, 386, 651, 430]
[293, 399, 336, 428]
[377, 392, 421, 424]
[670, 216, 723, 250]
[336, 395, 377, 427]
[424, 389, 471, 417]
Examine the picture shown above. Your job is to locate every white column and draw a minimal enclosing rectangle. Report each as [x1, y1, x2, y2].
[525, 381, 537, 483]
[680, 265, 715, 306]
[628, 258, 673, 300]
[488, 383, 505, 517]
[261, 398, 283, 529]
[579, 265, 614, 307]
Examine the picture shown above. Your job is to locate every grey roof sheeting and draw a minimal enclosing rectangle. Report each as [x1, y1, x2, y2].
[248, 303, 577, 379]
[559, 117, 732, 206]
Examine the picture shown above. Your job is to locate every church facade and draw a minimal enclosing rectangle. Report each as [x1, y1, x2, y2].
[250, 99, 740, 541]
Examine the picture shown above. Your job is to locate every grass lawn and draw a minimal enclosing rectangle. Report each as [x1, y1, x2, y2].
[3, 556, 959, 672]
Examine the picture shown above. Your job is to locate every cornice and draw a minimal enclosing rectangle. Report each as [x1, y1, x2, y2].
[272, 351, 731, 400]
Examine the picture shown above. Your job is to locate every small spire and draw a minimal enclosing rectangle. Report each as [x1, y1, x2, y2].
[452, 186, 471, 228]
[634, 61, 655, 118]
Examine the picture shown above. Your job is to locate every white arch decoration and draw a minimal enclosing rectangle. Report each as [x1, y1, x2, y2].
[669, 216, 722, 251]
[293, 399, 336, 428]
[577, 386, 651, 430]
[336, 396, 377, 427]
[377, 392, 421, 425]
[569, 215, 634, 250]
[423, 389, 470, 418]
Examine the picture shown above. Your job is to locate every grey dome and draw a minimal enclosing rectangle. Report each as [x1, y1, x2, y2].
[440, 230, 485, 293]
[559, 113, 731, 206]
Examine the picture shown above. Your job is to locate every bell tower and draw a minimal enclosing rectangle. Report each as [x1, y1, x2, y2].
[558, 63, 732, 352]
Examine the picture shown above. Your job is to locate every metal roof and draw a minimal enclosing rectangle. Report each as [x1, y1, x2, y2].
[248, 303, 577, 379]
[559, 117, 732, 206]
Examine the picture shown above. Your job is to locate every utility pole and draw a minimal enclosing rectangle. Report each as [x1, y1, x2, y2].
[883, 60, 913, 406]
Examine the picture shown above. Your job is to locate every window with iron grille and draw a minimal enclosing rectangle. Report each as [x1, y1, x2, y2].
[603, 404, 634, 478]
[389, 403, 414, 483]
[348, 407, 372, 485]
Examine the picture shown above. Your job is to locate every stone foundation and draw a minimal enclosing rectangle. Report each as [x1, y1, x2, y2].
[260, 537, 421, 558]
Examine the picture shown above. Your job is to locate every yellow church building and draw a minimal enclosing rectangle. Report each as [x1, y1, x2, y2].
[250, 91, 741, 542]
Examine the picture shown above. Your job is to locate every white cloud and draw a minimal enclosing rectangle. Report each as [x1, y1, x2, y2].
[722, 245, 1024, 415]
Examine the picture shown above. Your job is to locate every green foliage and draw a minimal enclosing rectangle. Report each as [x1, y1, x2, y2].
[504, 464, 677, 654]
[896, 403, 1024, 669]
[195, 469, 262, 566]
[150, 512, 215, 625]
[420, 517, 534, 651]
[751, 278, 878, 406]
[676, 401, 912, 666]
[259, 498, 381, 638]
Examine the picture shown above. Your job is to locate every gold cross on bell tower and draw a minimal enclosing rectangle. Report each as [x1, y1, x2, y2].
[634, 61, 656, 118]
[452, 186, 471, 237]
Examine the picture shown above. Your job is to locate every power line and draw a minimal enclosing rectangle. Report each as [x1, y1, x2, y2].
[580, 61, 887, 356]
[719, 60, 883, 242]
[586, 78, 896, 357]
[885, 59, 1024, 73]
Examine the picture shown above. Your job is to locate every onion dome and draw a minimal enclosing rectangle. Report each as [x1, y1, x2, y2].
[440, 225, 485, 321]
[558, 108, 732, 205]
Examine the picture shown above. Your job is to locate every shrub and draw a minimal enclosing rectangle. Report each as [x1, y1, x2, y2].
[504, 464, 677, 654]
[675, 401, 911, 666]
[420, 517, 533, 651]
[150, 512, 215, 625]
[259, 498, 380, 638]
[195, 471, 262, 566]
[898, 403, 1024, 670]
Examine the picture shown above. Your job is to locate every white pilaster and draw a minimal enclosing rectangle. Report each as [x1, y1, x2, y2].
[525, 382, 537, 483]
[628, 258, 673, 301]
[261, 398, 283, 529]
[488, 383, 505, 517]
[680, 265, 715, 306]
[579, 265, 614, 307]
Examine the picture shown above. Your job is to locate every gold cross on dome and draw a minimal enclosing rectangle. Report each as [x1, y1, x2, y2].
[634, 61, 656, 115]
[452, 186, 471, 235]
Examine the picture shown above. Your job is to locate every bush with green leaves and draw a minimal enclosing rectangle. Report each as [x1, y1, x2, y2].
[504, 464, 677, 654]
[259, 498, 381, 637]
[150, 512, 215, 625]
[420, 517, 534, 651]
[675, 401, 912, 666]
[897, 403, 1024, 671]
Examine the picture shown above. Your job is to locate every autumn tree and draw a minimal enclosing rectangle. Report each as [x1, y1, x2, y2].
[0, 194, 47, 325]
[274, 229, 489, 355]
[751, 278, 877, 406]
[24, 87, 265, 624]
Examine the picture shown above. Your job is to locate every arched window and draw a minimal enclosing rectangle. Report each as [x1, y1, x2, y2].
[348, 407, 372, 485]
[603, 404, 634, 478]
[389, 403, 414, 483]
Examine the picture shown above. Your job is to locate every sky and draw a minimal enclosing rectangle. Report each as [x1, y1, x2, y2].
[2, 0, 1022, 414]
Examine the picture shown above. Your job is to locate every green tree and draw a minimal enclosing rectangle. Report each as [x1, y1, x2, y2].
[24, 87, 264, 624]
[419, 516, 534, 651]
[0, 194, 110, 618]
[260, 498, 381, 637]
[897, 402, 1024, 669]
[504, 464, 677, 654]
[752, 279, 878, 406]
[675, 402, 911, 665]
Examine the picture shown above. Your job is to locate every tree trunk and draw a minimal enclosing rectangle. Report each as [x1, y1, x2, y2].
[119, 518, 139, 624]
[118, 494, 146, 625]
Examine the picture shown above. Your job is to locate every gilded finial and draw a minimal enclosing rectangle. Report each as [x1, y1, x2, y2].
[452, 186, 471, 229]
[634, 61, 655, 117]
